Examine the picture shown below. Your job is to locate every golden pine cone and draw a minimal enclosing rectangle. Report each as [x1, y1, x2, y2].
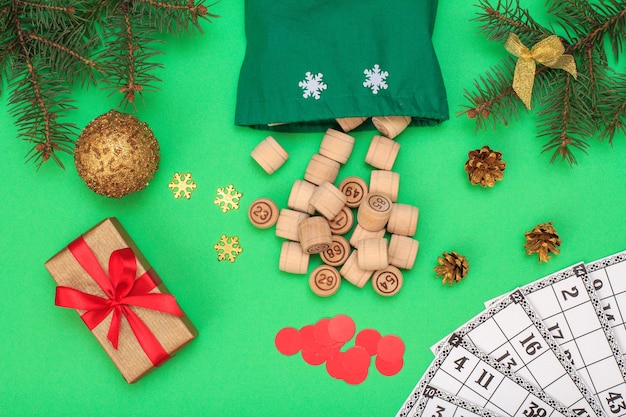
[434, 251, 469, 285]
[524, 221, 561, 263]
[464, 145, 506, 187]
[74, 110, 160, 198]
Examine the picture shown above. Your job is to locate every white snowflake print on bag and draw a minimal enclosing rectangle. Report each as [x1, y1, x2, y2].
[363, 64, 389, 94]
[298, 72, 327, 100]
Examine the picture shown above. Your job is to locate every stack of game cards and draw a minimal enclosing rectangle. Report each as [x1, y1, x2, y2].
[396, 250, 626, 417]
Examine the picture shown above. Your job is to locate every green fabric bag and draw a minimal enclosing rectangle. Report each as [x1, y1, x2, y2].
[235, 0, 449, 132]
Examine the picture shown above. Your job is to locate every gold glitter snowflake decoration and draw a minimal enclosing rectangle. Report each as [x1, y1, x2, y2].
[214, 184, 242, 213]
[213, 235, 243, 262]
[168, 173, 197, 199]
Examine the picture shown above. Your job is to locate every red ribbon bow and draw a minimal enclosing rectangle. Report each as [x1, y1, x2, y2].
[55, 236, 184, 367]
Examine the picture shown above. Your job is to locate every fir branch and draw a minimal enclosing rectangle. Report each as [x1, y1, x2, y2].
[19, 0, 85, 34]
[10, 76, 78, 168]
[460, 56, 558, 128]
[83, 0, 109, 21]
[96, 0, 218, 107]
[474, 0, 551, 44]
[133, 0, 219, 36]
[584, 44, 599, 115]
[575, 41, 611, 118]
[19, 1, 76, 14]
[598, 71, 626, 144]
[601, 100, 626, 143]
[570, 4, 626, 60]
[2, 0, 219, 169]
[1, 4, 16, 85]
[16, 2, 99, 79]
[537, 72, 593, 165]
[14, 5, 52, 149]
[9, 4, 77, 167]
[121, 11, 142, 103]
[462, 0, 625, 165]
[0, 37, 16, 95]
[27, 29, 99, 86]
[459, 56, 521, 131]
[99, 3, 164, 107]
[548, 0, 602, 34]
[27, 33, 92, 66]
[0, 0, 94, 167]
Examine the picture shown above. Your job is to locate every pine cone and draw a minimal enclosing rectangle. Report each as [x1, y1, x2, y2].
[524, 221, 561, 263]
[434, 251, 469, 285]
[464, 145, 506, 187]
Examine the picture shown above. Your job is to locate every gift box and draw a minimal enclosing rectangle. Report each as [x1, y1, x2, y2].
[45, 218, 197, 383]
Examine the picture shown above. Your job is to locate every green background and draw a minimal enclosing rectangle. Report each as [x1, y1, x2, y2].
[1, 1, 624, 416]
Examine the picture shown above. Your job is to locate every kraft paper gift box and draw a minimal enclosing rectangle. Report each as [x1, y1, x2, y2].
[45, 218, 198, 383]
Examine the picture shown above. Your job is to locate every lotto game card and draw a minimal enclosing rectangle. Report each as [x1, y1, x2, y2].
[433, 289, 602, 417]
[507, 263, 626, 415]
[397, 333, 574, 417]
[408, 385, 502, 417]
[585, 251, 626, 360]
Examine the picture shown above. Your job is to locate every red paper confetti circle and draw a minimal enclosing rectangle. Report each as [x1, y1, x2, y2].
[343, 369, 368, 385]
[314, 318, 337, 346]
[355, 328, 382, 356]
[274, 327, 302, 356]
[328, 314, 356, 343]
[318, 344, 342, 361]
[342, 346, 371, 375]
[375, 355, 404, 376]
[300, 325, 321, 353]
[326, 351, 347, 380]
[275, 315, 406, 385]
[377, 334, 405, 363]
[301, 350, 326, 366]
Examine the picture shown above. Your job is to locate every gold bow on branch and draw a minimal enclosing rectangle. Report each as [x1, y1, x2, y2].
[505, 33, 578, 109]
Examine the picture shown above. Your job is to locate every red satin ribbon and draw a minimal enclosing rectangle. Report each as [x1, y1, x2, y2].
[55, 236, 184, 367]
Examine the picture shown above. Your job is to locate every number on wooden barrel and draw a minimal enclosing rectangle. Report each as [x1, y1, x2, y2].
[309, 265, 341, 297]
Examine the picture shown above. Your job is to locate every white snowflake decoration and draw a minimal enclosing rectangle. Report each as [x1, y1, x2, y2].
[298, 72, 327, 100]
[363, 64, 389, 94]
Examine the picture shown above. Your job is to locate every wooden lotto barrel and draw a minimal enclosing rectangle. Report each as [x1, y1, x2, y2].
[297, 216, 332, 254]
[388, 234, 419, 270]
[319, 128, 355, 164]
[275, 209, 309, 241]
[371, 266, 403, 297]
[287, 180, 316, 215]
[328, 206, 354, 236]
[309, 265, 341, 297]
[338, 176, 368, 208]
[336, 116, 367, 132]
[248, 198, 279, 229]
[349, 224, 386, 248]
[369, 170, 399, 203]
[310, 181, 347, 220]
[357, 192, 392, 231]
[372, 116, 411, 139]
[304, 154, 340, 185]
[387, 204, 419, 237]
[339, 250, 373, 288]
[279, 241, 310, 274]
[250, 136, 288, 174]
[320, 235, 351, 267]
[357, 238, 389, 271]
[365, 135, 400, 170]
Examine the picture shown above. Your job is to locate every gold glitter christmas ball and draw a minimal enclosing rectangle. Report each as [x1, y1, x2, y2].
[74, 110, 160, 198]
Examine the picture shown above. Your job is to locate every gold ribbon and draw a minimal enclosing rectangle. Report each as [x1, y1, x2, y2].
[505, 33, 577, 109]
